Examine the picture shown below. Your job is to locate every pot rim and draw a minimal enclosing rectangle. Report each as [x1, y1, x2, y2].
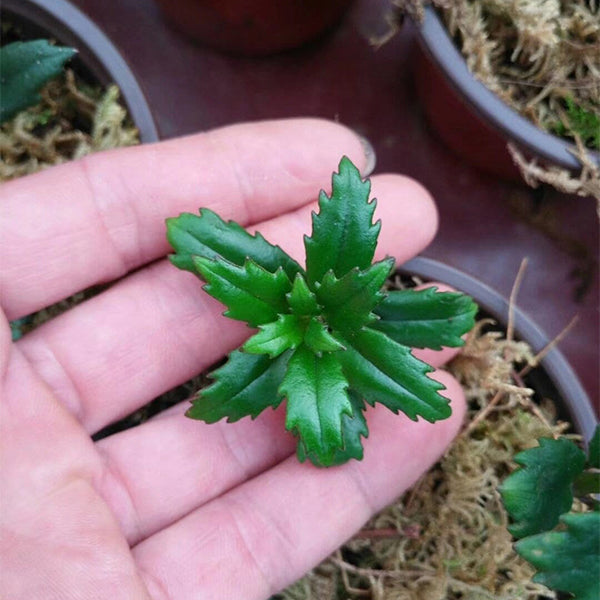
[401, 256, 597, 441]
[417, 6, 600, 172]
[2, 0, 159, 144]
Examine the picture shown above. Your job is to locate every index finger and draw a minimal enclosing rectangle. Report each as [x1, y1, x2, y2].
[0, 119, 369, 320]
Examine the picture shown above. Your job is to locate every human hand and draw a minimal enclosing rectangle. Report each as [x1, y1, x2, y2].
[0, 119, 466, 599]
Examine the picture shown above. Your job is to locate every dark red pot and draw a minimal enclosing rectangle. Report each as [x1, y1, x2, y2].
[153, 0, 355, 56]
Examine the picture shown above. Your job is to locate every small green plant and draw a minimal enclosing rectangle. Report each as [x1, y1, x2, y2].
[500, 425, 600, 600]
[552, 97, 600, 151]
[167, 157, 477, 467]
[0, 39, 76, 123]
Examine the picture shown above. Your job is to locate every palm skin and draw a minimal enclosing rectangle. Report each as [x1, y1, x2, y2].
[0, 119, 465, 600]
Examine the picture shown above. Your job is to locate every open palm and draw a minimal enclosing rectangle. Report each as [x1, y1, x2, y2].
[0, 119, 465, 599]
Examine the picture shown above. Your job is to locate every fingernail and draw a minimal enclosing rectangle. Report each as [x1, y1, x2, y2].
[356, 133, 377, 177]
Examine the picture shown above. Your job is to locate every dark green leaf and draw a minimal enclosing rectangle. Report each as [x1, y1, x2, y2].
[280, 345, 352, 466]
[588, 425, 600, 469]
[243, 314, 303, 358]
[573, 472, 600, 497]
[500, 437, 586, 539]
[286, 274, 320, 316]
[0, 40, 76, 123]
[372, 287, 478, 349]
[303, 318, 345, 354]
[305, 156, 380, 286]
[298, 390, 368, 467]
[515, 512, 600, 600]
[186, 349, 290, 422]
[337, 328, 451, 422]
[316, 260, 394, 333]
[167, 208, 303, 280]
[193, 257, 291, 326]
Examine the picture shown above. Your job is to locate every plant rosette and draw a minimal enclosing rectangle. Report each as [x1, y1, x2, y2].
[166, 157, 477, 467]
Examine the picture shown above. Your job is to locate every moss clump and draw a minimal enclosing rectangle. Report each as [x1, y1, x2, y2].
[0, 68, 139, 182]
[276, 298, 580, 599]
[429, 0, 600, 152]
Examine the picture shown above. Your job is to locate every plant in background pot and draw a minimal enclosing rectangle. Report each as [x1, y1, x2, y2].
[393, 1, 600, 198]
[1, 0, 158, 338]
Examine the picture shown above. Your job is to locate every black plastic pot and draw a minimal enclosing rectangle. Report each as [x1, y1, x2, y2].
[1, 0, 159, 144]
[401, 256, 597, 442]
[414, 7, 600, 181]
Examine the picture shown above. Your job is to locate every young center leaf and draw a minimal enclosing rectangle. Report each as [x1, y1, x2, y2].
[515, 512, 600, 600]
[499, 437, 586, 538]
[168, 156, 477, 467]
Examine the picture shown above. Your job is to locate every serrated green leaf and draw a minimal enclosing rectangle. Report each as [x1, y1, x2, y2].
[304, 318, 345, 354]
[298, 390, 368, 467]
[243, 314, 303, 358]
[316, 260, 394, 332]
[515, 512, 600, 600]
[336, 328, 451, 422]
[187, 349, 290, 422]
[0, 40, 76, 123]
[286, 274, 320, 316]
[372, 287, 478, 349]
[305, 156, 381, 286]
[167, 208, 303, 280]
[500, 437, 586, 539]
[588, 425, 600, 469]
[281, 345, 352, 466]
[193, 257, 291, 326]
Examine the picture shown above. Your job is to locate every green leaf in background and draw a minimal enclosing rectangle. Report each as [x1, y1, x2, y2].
[515, 512, 600, 600]
[372, 287, 478, 349]
[316, 260, 394, 333]
[186, 349, 290, 422]
[193, 257, 291, 326]
[587, 424, 600, 469]
[167, 208, 303, 280]
[337, 327, 450, 423]
[500, 437, 586, 539]
[281, 346, 352, 466]
[304, 156, 380, 286]
[298, 390, 368, 467]
[286, 274, 320, 316]
[0, 40, 76, 123]
[243, 314, 303, 358]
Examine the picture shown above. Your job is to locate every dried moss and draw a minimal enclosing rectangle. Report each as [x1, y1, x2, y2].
[276, 282, 582, 599]
[0, 68, 139, 182]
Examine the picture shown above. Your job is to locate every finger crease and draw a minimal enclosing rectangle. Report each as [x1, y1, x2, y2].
[96, 445, 145, 546]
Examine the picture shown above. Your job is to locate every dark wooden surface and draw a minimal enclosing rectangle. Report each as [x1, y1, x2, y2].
[71, 0, 599, 410]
